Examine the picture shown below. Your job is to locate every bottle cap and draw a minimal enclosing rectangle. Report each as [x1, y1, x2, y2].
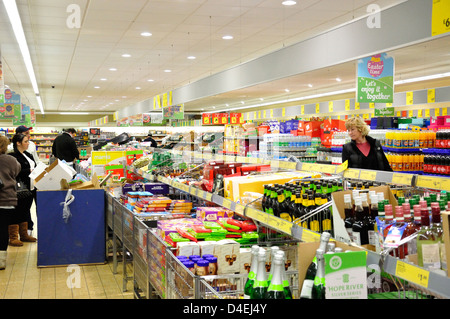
[395, 206, 404, 221]
[419, 200, 427, 209]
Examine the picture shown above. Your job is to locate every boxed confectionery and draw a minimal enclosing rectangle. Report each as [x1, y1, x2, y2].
[176, 241, 200, 257]
[122, 182, 170, 195]
[157, 218, 203, 239]
[198, 241, 217, 256]
[196, 207, 235, 222]
[214, 239, 240, 275]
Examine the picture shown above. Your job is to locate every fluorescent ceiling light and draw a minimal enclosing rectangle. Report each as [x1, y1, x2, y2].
[282, 1, 297, 6]
[222, 35, 233, 40]
[164, 69, 172, 73]
[109, 68, 117, 71]
[187, 56, 196, 60]
[140, 32, 152, 37]
[3, 0, 44, 114]
[122, 53, 131, 58]
[59, 112, 90, 115]
[394, 72, 450, 85]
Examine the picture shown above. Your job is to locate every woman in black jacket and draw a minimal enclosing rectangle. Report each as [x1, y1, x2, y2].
[342, 117, 392, 172]
[9, 134, 37, 246]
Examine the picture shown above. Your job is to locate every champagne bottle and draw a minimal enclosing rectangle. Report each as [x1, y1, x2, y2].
[251, 248, 268, 299]
[299, 232, 330, 299]
[267, 246, 280, 286]
[266, 253, 286, 299]
[312, 249, 326, 299]
[243, 245, 259, 299]
[276, 250, 292, 299]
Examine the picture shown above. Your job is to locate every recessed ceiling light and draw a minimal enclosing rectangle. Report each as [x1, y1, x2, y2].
[187, 56, 196, 60]
[109, 68, 117, 71]
[260, 98, 264, 101]
[115, 100, 120, 102]
[241, 101, 245, 104]
[136, 87, 141, 90]
[140, 32, 152, 37]
[164, 69, 172, 73]
[284, 88, 290, 92]
[282, 1, 297, 6]
[336, 77, 342, 82]
[122, 53, 131, 58]
[100, 78, 107, 81]
[122, 96, 127, 98]
[94, 86, 100, 89]
[308, 84, 313, 88]
[147, 79, 154, 82]
[222, 35, 233, 40]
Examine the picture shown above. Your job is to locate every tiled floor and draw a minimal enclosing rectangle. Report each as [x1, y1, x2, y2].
[0, 203, 133, 299]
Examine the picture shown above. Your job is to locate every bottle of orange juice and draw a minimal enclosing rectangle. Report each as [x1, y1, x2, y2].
[419, 131, 426, 148]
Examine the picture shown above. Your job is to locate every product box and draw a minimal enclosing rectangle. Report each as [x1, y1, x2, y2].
[198, 241, 217, 257]
[297, 241, 363, 297]
[331, 185, 398, 246]
[239, 247, 252, 274]
[214, 239, 240, 275]
[196, 207, 235, 222]
[442, 211, 450, 277]
[176, 242, 200, 257]
[32, 159, 77, 191]
[323, 119, 345, 132]
[61, 173, 101, 190]
[304, 121, 322, 138]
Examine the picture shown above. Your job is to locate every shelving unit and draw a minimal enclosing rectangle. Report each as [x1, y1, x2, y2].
[117, 148, 450, 299]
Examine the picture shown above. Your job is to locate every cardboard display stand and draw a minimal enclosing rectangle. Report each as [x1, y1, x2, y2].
[36, 189, 106, 267]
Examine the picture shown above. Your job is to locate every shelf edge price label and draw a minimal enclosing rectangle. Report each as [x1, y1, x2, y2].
[344, 168, 360, 179]
[265, 214, 292, 235]
[395, 260, 430, 288]
[359, 170, 377, 181]
[222, 198, 233, 210]
[391, 173, 413, 186]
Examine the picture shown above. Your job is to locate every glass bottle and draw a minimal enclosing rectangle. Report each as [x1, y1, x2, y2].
[352, 196, 369, 245]
[321, 193, 333, 234]
[243, 245, 259, 299]
[266, 253, 287, 299]
[430, 203, 446, 275]
[267, 246, 280, 286]
[251, 248, 269, 299]
[299, 232, 330, 299]
[344, 194, 354, 239]
[368, 194, 379, 246]
[276, 251, 293, 299]
[417, 208, 441, 272]
[312, 249, 326, 299]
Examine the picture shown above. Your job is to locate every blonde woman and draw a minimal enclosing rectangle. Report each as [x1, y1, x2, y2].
[0, 135, 21, 269]
[342, 117, 392, 171]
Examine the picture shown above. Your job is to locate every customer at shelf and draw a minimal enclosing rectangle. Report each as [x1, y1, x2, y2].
[51, 128, 79, 168]
[7, 126, 41, 165]
[342, 117, 392, 171]
[143, 132, 158, 148]
[0, 135, 21, 269]
[9, 134, 38, 245]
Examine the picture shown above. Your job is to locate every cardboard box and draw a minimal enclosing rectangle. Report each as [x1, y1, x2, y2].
[32, 159, 77, 191]
[61, 173, 101, 190]
[176, 242, 200, 257]
[331, 185, 398, 245]
[442, 211, 450, 277]
[239, 247, 252, 274]
[198, 241, 217, 257]
[297, 241, 363, 296]
[214, 239, 240, 275]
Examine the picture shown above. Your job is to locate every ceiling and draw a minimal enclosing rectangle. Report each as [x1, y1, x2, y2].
[0, 0, 449, 117]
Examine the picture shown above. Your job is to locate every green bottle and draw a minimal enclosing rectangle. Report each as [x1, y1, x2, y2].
[312, 249, 326, 299]
[243, 245, 260, 299]
[276, 250, 292, 299]
[251, 248, 268, 299]
[266, 253, 286, 299]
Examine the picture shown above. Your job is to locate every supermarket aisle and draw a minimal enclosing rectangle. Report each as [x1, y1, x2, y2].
[0, 203, 133, 299]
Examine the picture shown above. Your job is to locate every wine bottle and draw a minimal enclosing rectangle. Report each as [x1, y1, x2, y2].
[276, 250, 292, 299]
[344, 194, 354, 239]
[267, 246, 280, 286]
[243, 245, 259, 299]
[352, 196, 369, 245]
[312, 249, 326, 299]
[430, 203, 446, 275]
[417, 208, 441, 272]
[251, 248, 268, 299]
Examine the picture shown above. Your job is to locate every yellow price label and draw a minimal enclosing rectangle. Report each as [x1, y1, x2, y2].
[344, 169, 360, 179]
[270, 109, 274, 118]
[425, 109, 430, 117]
[301, 105, 305, 115]
[263, 110, 266, 118]
[435, 108, 440, 117]
[317, 164, 336, 174]
[300, 228, 321, 243]
[301, 163, 314, 171]
[355, 102, 360, 110]
[418, 109, 423, 118]
[360, 170, 377, 181]
[395, 260, 430, 288]
[265, 214, 292, 235]
[409, 110, 414, 118]
[443, 108, 448, 116]
[432, 0, 450, 36]
[386, 103, 392, 107]
[316, 103, 320, 114]
[205, 192, 213, 202]
[336, 160, 348, 174]
[222, 198, 232, 209]
[328, 101, 333, 112]
[282, 108, 286, 117]
[273, 161, 297, 170]
[392, 173, 413, 185]
[417, 175, 450, 191]
[234, 204, 245, 215]
[369, 102, 375, 109]
[406, 91, 414, 105]
[345, 100, 350, 111]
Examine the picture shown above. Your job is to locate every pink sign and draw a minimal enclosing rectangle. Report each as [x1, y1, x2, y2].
[367, 54, 384, 77]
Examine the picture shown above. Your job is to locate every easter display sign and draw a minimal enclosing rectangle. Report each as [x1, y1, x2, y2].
[357, 53, 394, 104]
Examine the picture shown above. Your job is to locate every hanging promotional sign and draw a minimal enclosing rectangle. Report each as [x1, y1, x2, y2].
[4, 89, 19, 118]
[357, 53, 394, 104]
[0, 53, 4, 113]
[163, 104, 184, 120]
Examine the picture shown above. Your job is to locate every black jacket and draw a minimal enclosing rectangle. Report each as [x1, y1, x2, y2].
[342, 135, 392, 172]
[143, 136, 158, 148]
[9, 151, 36, 190]
[52, 132, 79, 162]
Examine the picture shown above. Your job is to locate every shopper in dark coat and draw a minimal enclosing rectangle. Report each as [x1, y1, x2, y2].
[0, 135, 21, 269]
[51, 128, 79, 167]
[9, 134, 37, 245]
[342, 117, 392, 172]
[143, 133, 158, 148]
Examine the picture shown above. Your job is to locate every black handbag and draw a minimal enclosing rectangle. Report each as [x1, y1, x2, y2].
[16, 180, 32, 199]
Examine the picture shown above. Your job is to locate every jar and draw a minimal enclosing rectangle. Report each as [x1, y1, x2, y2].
[195, 259, 209, 276]
[204, 256, 217, 275]
[183, 260, 195, 274]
